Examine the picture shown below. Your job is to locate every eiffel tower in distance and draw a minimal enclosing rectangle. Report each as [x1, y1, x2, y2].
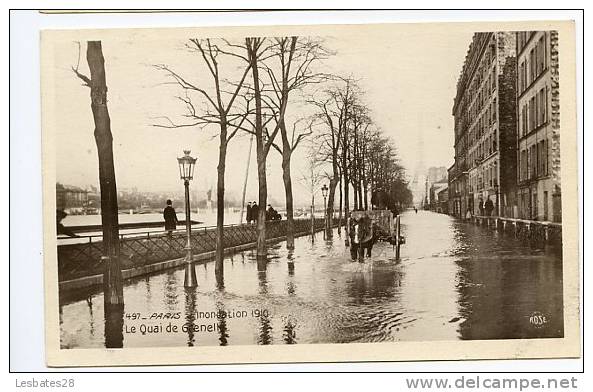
[411, 122, 427, 208]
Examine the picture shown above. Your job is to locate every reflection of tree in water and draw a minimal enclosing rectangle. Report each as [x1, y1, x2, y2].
[163, 270, 178, 312]
[145, 276, 152, 306]
[287, 248, 295, 276]
[257, 271, 269, 296]
[86, 296, 95, 338]
[256, 270, 273, 344]
[286, 248, 296, 292]
[104, 304, 124, 348]
[184, 287, 197, 347]
[283, 318, 297, 344]
[258, 313, 273, 345]
[216, 301, 229, 346]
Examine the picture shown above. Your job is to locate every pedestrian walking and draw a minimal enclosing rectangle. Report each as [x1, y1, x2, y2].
[478, 198, 484, 216]
[163, 199, 179, 237]
[246, 201, 253, 224]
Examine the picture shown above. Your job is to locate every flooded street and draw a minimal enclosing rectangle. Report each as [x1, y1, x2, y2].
[59, 210, 563, 349]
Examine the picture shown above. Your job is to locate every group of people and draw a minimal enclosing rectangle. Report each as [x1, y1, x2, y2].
[465, 195, 495, 219]
[246, 202, 282, 223]
[478, 196, 495, 217]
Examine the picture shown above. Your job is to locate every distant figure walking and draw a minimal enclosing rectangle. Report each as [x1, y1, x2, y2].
[163, 199, 179, 237]
[56, 209, 79, 238]
[478, 198, 484, 216]
[246, 201, 253, 224]
[414, 207, 418, 214]
[484, 196, 494, 216]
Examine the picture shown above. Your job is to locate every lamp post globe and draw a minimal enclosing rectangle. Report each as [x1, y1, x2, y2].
[177, 150, 198, 288]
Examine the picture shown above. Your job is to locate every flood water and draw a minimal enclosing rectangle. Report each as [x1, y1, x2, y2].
[59, 210, 563, 349]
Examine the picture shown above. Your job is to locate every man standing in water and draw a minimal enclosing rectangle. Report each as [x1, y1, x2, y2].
[163, 199, 179, 237]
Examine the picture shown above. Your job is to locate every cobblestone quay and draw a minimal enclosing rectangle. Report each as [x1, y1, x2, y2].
[58, 218, 328, 285]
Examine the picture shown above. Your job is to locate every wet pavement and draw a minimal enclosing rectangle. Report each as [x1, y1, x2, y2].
[59, 210, 563, 348]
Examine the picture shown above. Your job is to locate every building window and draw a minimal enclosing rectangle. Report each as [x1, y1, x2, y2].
[529, 48, 536, 83]
[538, 87, 547, 124]
[537, 34, 546, 75]
[519, 61, 525, 92]
[539, 139, 547, 176]
[543, 191, 549, 221]
[520, 149, 527, 182]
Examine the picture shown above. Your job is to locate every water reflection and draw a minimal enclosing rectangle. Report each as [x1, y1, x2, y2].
[104, 304, 124, 348]
[183, 287, 197, 347]
[163, 271, 178, 311]
[258, 311, 273, 345]
[287, 248, 295, 276]
[216, 301, 229, 346]
[283, 317, 297, 344]
[60, 211, 564, 348]
[453, 223, 564, 340]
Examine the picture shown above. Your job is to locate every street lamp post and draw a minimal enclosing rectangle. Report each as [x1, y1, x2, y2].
[178, 150, 198, 288]
[321, 184, 328, 239]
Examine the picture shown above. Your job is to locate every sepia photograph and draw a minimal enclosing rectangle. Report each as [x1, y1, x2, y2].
[39, 19, 580, 366]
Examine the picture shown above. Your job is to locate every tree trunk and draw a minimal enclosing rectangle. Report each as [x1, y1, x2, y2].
[342, 146, 350, 246]
[358, 179, 364, 210]
[362, 181, 369, 211]
[248, 40, 268, 268]
[280, 120, 295, 249]
[326, 168, 338, 239]
[352, 181, 359, 211]
[86, 41, 123, 308]
[338, 169, 343, 235]
[310, 194, 315, 241]
[215, 123, 227, 279]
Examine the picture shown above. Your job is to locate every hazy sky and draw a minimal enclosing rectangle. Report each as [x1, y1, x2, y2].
[50, 25, 474, 205]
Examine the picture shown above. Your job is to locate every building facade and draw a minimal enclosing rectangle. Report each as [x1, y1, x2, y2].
[56, 183, 89, 213]
[450, 32, 518, 218]
[436, 187, 449, 214]
[516, 31, 561, 222]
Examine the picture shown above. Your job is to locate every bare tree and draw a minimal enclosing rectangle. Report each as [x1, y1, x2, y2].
[299, 142, 325, 242]
[311, 77, 359, 243]
[153, 38, 252, 280]
[244, 37, 282, 265]
[72, 41, 123, 308]
[263, 37, 331, 249]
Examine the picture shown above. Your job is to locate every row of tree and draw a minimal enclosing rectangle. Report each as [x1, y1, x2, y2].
[153, 36, 412, 278]
[309, 77, 413, 243]
[72, 37, 412, 308]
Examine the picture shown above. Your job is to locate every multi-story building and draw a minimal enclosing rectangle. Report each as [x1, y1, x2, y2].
[56, 183, 88, 213]
[516, 31, 561, 222]
[451, 32, 518, 217]
[436, 186, 449, 214]
[429, 180, 448, 211]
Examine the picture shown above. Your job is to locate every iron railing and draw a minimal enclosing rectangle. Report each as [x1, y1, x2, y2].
[471, 215, 562, 246]
[57, 218, 328, 282]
